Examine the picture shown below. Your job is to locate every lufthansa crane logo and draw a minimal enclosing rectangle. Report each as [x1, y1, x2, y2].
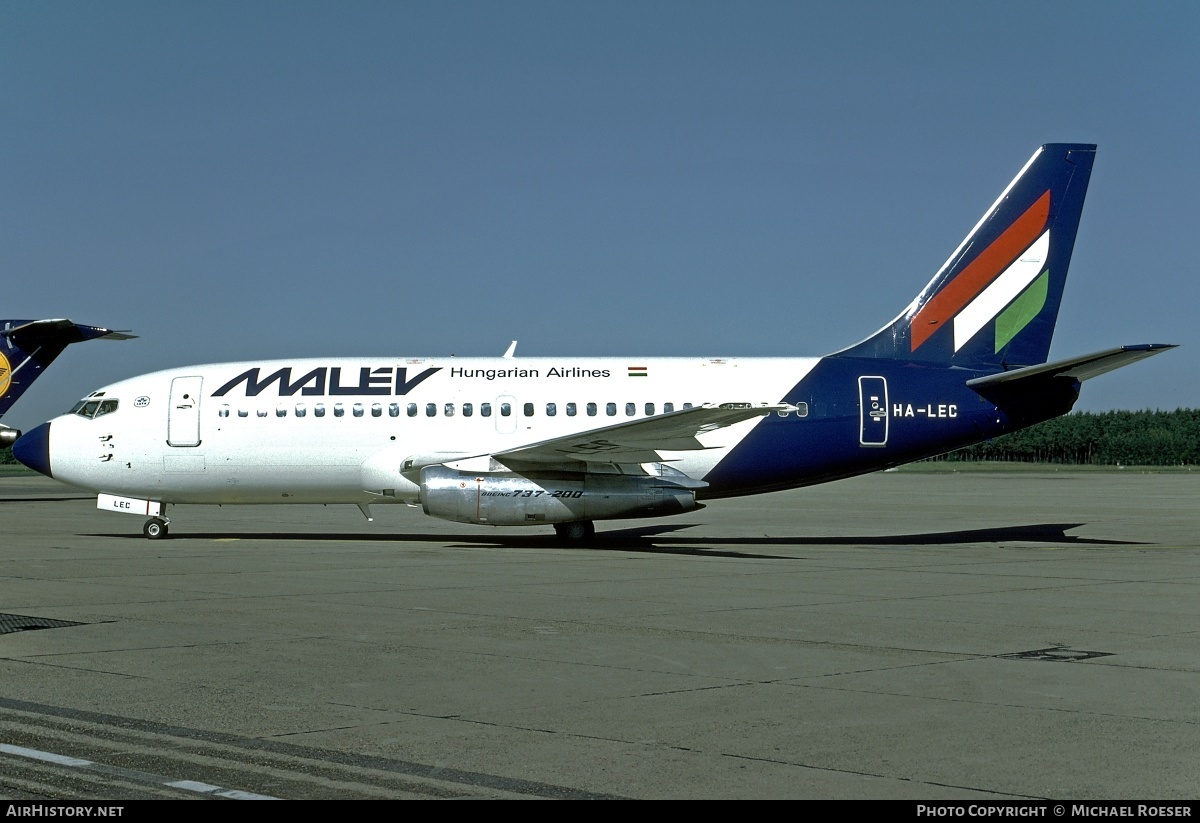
[0, 352, 10, 400]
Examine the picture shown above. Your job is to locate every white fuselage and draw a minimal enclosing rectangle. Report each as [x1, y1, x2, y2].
[43, 356, 818, 506]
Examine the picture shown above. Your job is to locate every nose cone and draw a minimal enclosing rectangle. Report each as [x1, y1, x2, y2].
[13, 422, 52, 478]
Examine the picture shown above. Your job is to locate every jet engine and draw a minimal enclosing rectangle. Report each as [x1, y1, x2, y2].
[420, 465, 701, 526]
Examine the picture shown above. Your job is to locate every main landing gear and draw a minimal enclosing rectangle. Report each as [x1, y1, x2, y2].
[143, 517, 170, 539]
[554, 520, 595, 546]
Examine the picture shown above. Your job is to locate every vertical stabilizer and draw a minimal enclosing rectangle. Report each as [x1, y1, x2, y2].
[837, 144, 1096, 369]
[0, 319, 135, 420]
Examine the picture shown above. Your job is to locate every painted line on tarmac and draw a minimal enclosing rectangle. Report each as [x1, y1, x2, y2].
[0, 742, 279, 800]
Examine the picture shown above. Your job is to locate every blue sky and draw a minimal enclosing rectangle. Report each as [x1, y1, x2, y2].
[3, 1, 1197, 431]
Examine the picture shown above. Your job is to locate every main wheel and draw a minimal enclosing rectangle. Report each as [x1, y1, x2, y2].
[554, 520, 595, 546]
[143, 517, 169, 539]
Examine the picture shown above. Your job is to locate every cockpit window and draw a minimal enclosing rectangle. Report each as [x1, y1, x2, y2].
[72, 399, 118, 419]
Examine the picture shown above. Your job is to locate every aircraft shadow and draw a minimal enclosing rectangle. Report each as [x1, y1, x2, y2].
[0, 496, 93, 504]
[84, 521, 1143, 559]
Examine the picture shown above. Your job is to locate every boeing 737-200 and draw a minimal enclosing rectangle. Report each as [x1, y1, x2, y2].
[0, 319, 134, 447]
[13, 144, 1175, 542]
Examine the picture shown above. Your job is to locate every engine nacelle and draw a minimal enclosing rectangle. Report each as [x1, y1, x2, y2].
[420, 465, 700, 526]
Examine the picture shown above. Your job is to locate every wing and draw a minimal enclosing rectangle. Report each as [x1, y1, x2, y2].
[493, 403, 789, 467]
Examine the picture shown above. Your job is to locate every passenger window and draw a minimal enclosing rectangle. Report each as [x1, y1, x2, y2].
[334, 404, 344, 418]
[315, 403, 326, 418]
[463, 403, 473, 417]
[276, 406, 287, 417]
[683, 403, 694, 409]
[353, 403, 364, 417]
[426, 403, 436, 417]
[664, 403, 674, 413]
[500, 403, 511, 417]
[371, 403, 382, 417]
[625, 402, 635, 417]
[444, 403, 454, 417]
[407, 403, 417, 417]
[388, 403, 399, 417]
[481, 403, 492, 417]
[777, 409, 789, 417]
[257, 409, 268, 418]
[795, 401, 809, 417]
[606, 402, 616, 416]
[295, 403, 306, 417]
[219, 405, 230, 419]
[587, 403, 597, 417]
[546, 402, 556, 417]
[645, 403, 655, 415]
[566, 402, 576, 417]
[523, 402, 534, 417]
[238, 409, 248, 418]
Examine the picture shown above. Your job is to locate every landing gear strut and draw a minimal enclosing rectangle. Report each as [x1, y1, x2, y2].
[143, 517, 169, 539]
[554, 520, 595, 546]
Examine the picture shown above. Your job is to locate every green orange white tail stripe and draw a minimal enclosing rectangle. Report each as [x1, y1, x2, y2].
[910, 190, 1050, 351]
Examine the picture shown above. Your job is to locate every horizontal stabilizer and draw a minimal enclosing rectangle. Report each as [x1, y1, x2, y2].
[966, 344, 1176, 391]
[1, 319, 136, 346]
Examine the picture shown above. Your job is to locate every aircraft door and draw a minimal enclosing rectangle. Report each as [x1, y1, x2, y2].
[495, 394, 517, 434]
[858, 376, 888, 447]
[168, 376, 203, 447]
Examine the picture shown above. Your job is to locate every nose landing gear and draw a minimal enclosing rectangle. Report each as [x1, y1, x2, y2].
[143, 517, 170, 539]
[554, 520, 595, 546]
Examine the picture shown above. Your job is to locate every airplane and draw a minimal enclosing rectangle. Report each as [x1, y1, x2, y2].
[0, 319, 135, 448]
[12, 144, 1175, 543]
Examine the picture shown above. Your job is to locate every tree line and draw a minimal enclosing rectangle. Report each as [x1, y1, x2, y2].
[3, 408, 1197, 467]
[931, 408, 1200, 465]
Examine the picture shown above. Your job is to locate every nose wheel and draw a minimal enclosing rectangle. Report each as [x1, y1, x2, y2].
[554, 520, 595, 546]
[143, 517, 169, 539]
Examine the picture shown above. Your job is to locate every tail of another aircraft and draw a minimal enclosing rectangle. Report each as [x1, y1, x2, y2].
[838, 144, 1096, 370]
[0, 319, 135, 444]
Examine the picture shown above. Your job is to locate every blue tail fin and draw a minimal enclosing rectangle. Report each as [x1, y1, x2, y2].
[0, 319, 135, 424]
[838, 144, 1096, 369]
